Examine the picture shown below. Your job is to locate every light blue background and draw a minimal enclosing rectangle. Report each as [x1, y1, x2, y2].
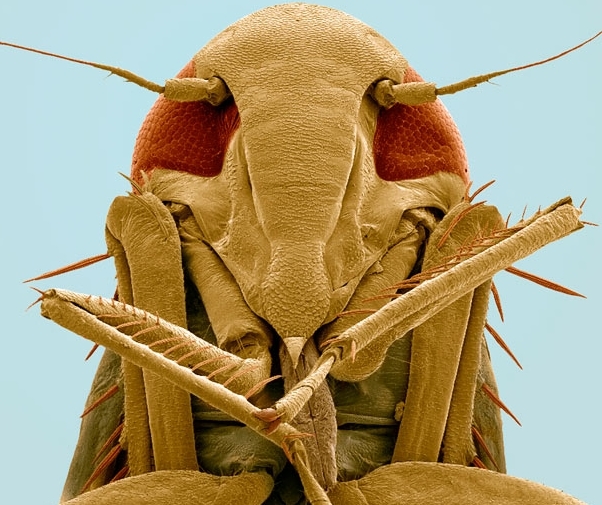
[1, 1, 600, 503]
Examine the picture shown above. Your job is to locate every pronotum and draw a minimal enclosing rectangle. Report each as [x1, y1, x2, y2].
[0, 0, 589, 504]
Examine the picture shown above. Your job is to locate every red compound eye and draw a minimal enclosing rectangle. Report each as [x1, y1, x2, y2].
[131, 60, 240, 186]
[373, 67, 469, 185]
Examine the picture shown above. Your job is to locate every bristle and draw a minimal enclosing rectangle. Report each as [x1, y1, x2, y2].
[162, 341, 190, 357]
[485, 323, 522, 369]
[85, 343, 100, 361]
[245, 375, 282, 399]
[175, 349, 205, 365]
[147, 336, 181, 349]
[222, 364, 261, 388]
[319, 337, 337, 351]
[129, 325, 161, 341]
[81, 444, 122, 492]
[471, 425, 500, 471]
[471, 455, 487, 469]
[206, 362, 239, 380]
[24, 253, 110, 283]
[114, 320, 146, 331]
[385, 281, 418, 293]
[389, 252, 490, 295]
[490, 281, 504, 322]
[389, 266, 447, 290]
[436, 201, 486, 249]
[463, 181, 473, 201]
[469, 180, 495, 203]
[25, 292, 45, 311]
[190, 355, 229, 373]
[448, 248, 478, 261]
[475, 226, 513, 244]
[119, 171, 144, 194]
[481, 383, 521, 426]
[336, 308, 378, 318]
[92, 423, 124, 464]
[505, 266, 585, 298]
[109, 465, 129, 483]
[80, 384, 119, 418]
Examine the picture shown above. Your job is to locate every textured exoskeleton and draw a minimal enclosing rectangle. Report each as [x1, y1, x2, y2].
[32, 4, 588, 505]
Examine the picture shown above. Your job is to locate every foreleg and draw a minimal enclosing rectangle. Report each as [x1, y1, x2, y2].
[105, 193, 197, 472]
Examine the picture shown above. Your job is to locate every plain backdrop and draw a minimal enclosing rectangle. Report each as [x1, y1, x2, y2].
[0, 1, 600, 503]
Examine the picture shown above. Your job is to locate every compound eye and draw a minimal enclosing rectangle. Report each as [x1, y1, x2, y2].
[373, 67, 469, 184]
[131, 61, 240, 185]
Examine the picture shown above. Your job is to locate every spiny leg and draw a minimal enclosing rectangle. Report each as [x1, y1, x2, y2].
[325, 199, 582, 376]
[259, 199, 582, 451]
[44, 289, 272, 394]
[40, 289, 330, 505]
[393, 202, 504, 464]
[106, 192, 197, 472]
